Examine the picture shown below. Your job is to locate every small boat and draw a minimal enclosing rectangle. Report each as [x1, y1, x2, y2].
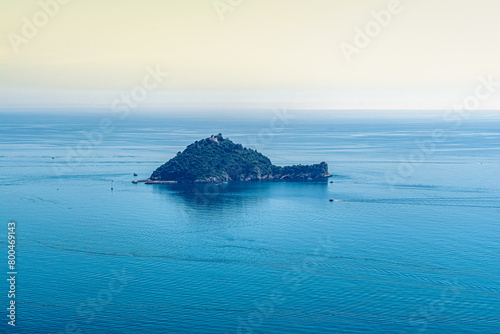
[330, 181, 333, 183]
[133, 173, 138, 176]
[329, 199, 334, 202]
[132, 180, 138, 184]
[111, 180, 114, 190]
[51, 156, 55, 159]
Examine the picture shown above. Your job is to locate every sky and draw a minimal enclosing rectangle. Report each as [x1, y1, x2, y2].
[0, 0, 499, 111]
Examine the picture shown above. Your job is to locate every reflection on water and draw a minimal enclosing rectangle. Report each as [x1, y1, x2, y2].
[151, 180, 330, 208]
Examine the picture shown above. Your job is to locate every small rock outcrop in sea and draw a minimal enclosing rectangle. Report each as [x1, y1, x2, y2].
[148, 134, 331, 183]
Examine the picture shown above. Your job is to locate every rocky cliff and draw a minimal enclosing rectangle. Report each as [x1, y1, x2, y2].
[149, 134, 330, 183]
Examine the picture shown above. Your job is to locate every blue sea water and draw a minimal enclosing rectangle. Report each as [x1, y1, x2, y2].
[0, 111, 499, 333]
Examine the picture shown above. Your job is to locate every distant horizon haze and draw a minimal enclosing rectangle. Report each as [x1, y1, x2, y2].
[1, 0, 500, 110]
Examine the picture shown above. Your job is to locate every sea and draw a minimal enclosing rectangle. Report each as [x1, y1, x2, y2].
[0, 110, 499, 333]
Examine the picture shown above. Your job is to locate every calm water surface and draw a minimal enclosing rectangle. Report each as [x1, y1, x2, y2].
[0, 111, 499, 333]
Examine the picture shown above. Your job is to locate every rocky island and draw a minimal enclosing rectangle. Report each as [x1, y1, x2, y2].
[145, 134, 330, 183]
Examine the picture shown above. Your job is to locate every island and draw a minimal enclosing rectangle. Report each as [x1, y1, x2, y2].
[142, 134, 331, 184]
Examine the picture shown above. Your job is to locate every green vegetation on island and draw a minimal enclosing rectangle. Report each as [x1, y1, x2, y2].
[149, 134, 330, 183]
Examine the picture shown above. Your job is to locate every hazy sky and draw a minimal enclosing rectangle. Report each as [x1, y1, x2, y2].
[1, 0, 499, 110]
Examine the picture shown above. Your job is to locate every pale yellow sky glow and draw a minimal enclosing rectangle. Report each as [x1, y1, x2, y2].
[1, 0, 499, 110]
